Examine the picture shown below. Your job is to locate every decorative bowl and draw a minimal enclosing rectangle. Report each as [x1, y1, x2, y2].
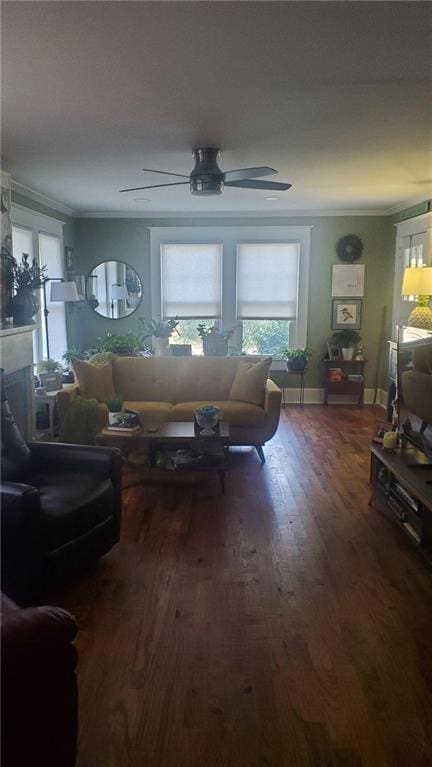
[194, 405, 222, 435]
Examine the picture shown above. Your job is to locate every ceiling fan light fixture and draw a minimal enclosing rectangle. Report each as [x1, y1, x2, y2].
[190, 146, 224, 195]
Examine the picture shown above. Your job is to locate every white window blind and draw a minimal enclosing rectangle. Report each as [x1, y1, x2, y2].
[39, 233, 67, 362]
[161, 243, 222, 318]
[236, 243, 299, 319]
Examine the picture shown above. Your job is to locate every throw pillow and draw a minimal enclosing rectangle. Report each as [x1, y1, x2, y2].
[229, 357, 272, 405]
[72, 357, 115, 402]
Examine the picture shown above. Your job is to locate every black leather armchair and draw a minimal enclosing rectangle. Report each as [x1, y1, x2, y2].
[1, 372, 122, 603]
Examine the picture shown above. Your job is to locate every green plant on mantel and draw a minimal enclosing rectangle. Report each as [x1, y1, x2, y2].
[12, 253, 47, 292]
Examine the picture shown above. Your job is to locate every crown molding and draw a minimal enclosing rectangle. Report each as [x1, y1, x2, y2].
[10, 177, 429, 220]
[74, 207, 390, 219]
[385, 195, 432, 216]
[10, 180, 77, 217]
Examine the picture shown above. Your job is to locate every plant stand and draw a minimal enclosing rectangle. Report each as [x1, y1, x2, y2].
[281, 368, 307, 408]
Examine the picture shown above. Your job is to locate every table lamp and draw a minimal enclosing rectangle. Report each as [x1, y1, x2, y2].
[401, 266, 432, 330]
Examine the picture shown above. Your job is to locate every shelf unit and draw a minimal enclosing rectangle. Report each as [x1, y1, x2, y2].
[322, 358, 366, 406]
[370, 442, 432, 564]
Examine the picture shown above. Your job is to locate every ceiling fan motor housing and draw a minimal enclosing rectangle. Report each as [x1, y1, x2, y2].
[190, 147, 224, 195]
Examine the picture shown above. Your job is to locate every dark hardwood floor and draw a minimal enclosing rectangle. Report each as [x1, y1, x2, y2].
[53, 406, 432, 767]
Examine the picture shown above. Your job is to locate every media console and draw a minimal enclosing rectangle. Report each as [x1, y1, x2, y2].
[369, 442, 432, 564]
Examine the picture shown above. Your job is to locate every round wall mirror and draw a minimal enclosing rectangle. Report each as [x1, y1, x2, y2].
[86, 261, 143, 319]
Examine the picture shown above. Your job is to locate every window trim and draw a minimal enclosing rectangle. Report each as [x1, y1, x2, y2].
[150, 225, 312, 361]
[11, 205, 65, 362]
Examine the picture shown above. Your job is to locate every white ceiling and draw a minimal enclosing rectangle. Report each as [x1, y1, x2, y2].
[2, 1, 431, 216]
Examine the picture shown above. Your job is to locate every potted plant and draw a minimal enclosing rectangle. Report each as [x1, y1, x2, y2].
[280, 346, 312, 372]
[95, 331, 144, 356]
[140, 318, 179, 356]
[36, 359, 61, 375]
[197, 324, 234, 356]
[331, 329, 361, 361]
[106, 392, 124, 426]
[9, 253, 47, 326]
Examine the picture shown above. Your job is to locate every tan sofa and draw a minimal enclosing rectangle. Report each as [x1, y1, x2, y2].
[57, 356, 281, 461]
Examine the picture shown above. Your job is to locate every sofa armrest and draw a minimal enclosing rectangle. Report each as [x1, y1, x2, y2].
[263, 378, 282, 442]
[56, 384, 79, 423]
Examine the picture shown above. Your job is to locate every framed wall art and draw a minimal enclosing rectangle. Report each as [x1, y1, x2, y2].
[332, 299, 362, 330]
[331, 264, 365, 297]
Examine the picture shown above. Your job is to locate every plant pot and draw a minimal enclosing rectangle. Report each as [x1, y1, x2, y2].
[203, 336, 228, 356]
[108, 411, 122, 426]
[9, 289, 39, 326]
[286, 358, 306, 372]
[153, 336, 170, 356]
[341, 347, 354, 361]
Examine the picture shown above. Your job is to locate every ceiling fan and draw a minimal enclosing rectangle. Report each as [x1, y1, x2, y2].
[119, 147, 292, 197]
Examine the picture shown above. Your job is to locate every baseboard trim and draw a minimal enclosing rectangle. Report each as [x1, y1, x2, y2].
[281, 387, 387, 407]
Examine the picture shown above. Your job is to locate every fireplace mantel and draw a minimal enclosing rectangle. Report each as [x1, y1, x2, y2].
[1, 324, 35, 439]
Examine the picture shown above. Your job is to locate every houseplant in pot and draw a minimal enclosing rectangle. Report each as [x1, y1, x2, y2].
[95, 331, 145, 356]
[106, 392, 124, 426]
[280, 346, 312, 372]
[140, 318, 179, 356]
[197, 324, 234, 356]
[331, 329, 361, 361]
[9, 253, 47, 326]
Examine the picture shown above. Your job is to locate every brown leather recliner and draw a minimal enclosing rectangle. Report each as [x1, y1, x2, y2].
[1, 593, 78, 767]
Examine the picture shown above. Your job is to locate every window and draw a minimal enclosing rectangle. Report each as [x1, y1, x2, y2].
[11, 206, 66, 364]
[150, 226, 311, 362]
[161, 243, 222, 319]
[237, 242, 299, 356]
[39, 233, 67, 361]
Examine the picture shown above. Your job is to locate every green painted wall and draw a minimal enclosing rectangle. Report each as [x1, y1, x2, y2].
[72, 215, 395, 390]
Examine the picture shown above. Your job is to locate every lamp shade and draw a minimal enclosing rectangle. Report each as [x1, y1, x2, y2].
[50, 280, 80, 302]
[111, 284, 128, 301]
[401, 267, 432, 297]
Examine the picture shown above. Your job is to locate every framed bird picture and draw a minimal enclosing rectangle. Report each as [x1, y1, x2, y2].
[332, 299, 362, 330]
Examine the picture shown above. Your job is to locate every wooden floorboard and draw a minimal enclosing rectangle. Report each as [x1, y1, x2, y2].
[52, 406, 432, 767]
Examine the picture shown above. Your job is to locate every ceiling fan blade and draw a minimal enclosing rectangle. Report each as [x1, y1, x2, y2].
[119, 182, 189, 193]
[225, 179, 292, 191]
[223, 166, 277, 182]
[141, 168, 189, 178]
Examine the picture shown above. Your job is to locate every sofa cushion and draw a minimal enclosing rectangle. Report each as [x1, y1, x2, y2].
[123, 401, 173, 425]
[72, 358, 115, 402]
[170, 400, 266, 428]
[229, 357, 272, 405]
[112, 355, 264, 403]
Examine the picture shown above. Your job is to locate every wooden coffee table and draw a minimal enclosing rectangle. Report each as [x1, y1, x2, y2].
[96, 421, 230, 493]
